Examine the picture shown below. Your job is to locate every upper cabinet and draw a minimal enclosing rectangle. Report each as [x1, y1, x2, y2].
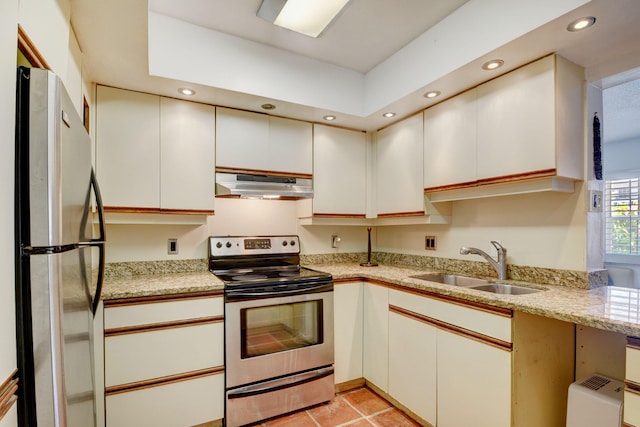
[96, 86, 215, 216]
[312, 124, 367, 217]
[424, 55, 584, 201]
[215, 107, 312, 176]
[376, 113, 425, 216]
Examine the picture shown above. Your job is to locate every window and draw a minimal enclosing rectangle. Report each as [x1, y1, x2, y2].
[605, 178, 640, 255]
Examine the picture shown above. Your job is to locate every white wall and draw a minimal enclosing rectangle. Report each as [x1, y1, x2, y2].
[0, 0, 18, 418]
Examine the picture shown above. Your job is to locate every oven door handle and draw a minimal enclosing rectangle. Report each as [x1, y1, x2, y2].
[226, 282, 333, 300]
[227, 366, 334, 399]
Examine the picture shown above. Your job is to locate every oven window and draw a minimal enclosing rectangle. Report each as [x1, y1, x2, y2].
[240, 300, 324, 358]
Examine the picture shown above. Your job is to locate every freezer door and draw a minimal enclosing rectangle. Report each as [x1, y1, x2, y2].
[25, 67, 92, 248]
[28, 248, 96, 427]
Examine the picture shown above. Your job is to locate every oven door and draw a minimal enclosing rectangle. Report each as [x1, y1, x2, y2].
[225, 283, 334, 389]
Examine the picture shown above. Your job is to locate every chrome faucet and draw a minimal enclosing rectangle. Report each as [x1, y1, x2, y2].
[460, 241, 507, 280]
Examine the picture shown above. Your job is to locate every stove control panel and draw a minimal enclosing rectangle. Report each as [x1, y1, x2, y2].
[209, 235, 300, 257]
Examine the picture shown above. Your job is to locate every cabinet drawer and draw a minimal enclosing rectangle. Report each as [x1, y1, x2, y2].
[105, 321, 223, 387]
[625, 389, 640, 426]
[106, 371, 224, 427]
[627, 343, 640, 384]
[389, 288, 511, 342]
[105, 295, 223, 329]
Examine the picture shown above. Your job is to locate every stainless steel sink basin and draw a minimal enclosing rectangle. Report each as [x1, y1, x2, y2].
[409, 273, 490, 287]
[468, 283, 541, 295]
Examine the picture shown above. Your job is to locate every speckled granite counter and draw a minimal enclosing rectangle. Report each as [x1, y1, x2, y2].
[305, 263, 640, 337]
[102, 271, 224, 300]
[101, 258, 640, 337]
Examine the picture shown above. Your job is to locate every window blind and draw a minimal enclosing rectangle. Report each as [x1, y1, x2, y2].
[605, 178, 640, 255]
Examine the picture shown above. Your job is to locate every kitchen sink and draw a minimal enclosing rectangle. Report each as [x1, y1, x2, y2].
[409, 273, 541, 295]
[468, 283, 541, 295]
[409, 273, 491, 287]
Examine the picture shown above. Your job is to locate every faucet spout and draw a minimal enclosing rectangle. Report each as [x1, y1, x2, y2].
[460, 241, 507, 280]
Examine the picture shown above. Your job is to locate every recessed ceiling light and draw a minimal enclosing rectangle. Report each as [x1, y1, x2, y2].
[261, 103, 276, 110]
[567, 16, 596, 32]
[323, 115, 336, 121]
[257, 0, 350, 38]
[383, 112, 396, 118]
[482, 59, 504, 71]
[424, 91, 441, 99]
[178, 87, 195, 96]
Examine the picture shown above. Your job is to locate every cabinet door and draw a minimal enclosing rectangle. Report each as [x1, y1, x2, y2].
[268, 116, 312, 175]
[106, 372, 224, 427]
[96, 86, 160, 208]
[388, 310, 436, 425]
[313, 125, 367, 216]
[424, 89, 477, 189]
[215, 107, 269, 171]
[334, 282, 364, 384]
[437, 329, 511, 427]
[376, 113, 424, 216]
[476, 55, 556, 180]
[160, 98, 215, 211]
[363, 283, 389, 392]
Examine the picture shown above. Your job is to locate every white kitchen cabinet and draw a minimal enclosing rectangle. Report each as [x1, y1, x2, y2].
[423, 88, 477, 190]
[96, 86, 160, 209]
[216, 107, 312, 175]
[334, 281, 363, 385]
[159, 97, 215, 211]
[424, 55, 583, 200]
[437, 329, 511, 427]
[103, 293, 224, 427]
[313, 125, 367, 216]
[96, 86, 215, 214]
[624, 338, 640, 426]
[385, 286, 573, 427]
[376, 113, 424, 216]
[362, 282, 389, 392]
[388, 307, 437, 425]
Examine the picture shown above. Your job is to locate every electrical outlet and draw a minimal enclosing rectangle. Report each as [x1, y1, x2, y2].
[425, 236, 437, 250]
[588, 190, 603, 212]
[331, 235, 341, 248]
[168, 238, 178, 255]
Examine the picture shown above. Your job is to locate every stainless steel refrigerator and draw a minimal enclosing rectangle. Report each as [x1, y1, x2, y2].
[15, 67, 106, 427]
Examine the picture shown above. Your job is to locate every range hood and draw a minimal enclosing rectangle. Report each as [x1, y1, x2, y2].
[215, 172, 313, 199]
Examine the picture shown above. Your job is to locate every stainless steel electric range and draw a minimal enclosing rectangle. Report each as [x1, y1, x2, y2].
[209, 235, 335, 427]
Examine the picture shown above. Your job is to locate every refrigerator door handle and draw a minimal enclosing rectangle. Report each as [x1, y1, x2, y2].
[78, 168, 106, 315]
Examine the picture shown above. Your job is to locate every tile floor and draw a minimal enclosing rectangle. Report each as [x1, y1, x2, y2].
[247, 387, 421, 427]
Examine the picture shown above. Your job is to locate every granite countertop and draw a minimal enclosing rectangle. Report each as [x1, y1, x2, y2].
[102, 261, 640, 337]
[306, 263, 640, 337]
[102, 271, 224, 300]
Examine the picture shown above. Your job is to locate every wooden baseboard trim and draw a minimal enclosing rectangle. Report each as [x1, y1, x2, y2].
[191, 419, 224, 427]
[335, 378, 366, 393]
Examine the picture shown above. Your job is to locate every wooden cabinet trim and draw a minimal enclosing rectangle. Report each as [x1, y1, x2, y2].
[377, 211, 425, 219]
[628, 336, 640, 349]
[0, 370, 19, 421]
[105, 316, 224, 337]
[104, 206, 214, 216]
[341, 277, 512, 318]
[425, 169, 558, 193]
[313, 213, 367, 219]
[215, 166, 312, 180]
[626, 381, 640, 394]
[389, 305, 512, 352]
[105, 366, 224, 396]
[104, 291, 223, 308]
[18, 25, 51, 70]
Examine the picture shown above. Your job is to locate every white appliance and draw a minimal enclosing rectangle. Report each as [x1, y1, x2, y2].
[566, 374, 624, 427]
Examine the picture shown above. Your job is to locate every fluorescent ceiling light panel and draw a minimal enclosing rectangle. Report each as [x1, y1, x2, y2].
[257, 0, 350, 38]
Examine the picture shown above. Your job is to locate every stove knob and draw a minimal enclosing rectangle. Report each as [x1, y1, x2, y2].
[225, 241, 232, 248]
[290, 240, 296, 246]
[282, 241, 288, 246]
[216, 242, 222, 249]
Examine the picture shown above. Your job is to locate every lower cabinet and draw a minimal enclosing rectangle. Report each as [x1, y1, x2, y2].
[334, 281, 364, 386]
[625, 338, 640, 426]
[383, 286, 574, 427]
[363, 282, 389, 393]
[102, 292, 225, 427]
